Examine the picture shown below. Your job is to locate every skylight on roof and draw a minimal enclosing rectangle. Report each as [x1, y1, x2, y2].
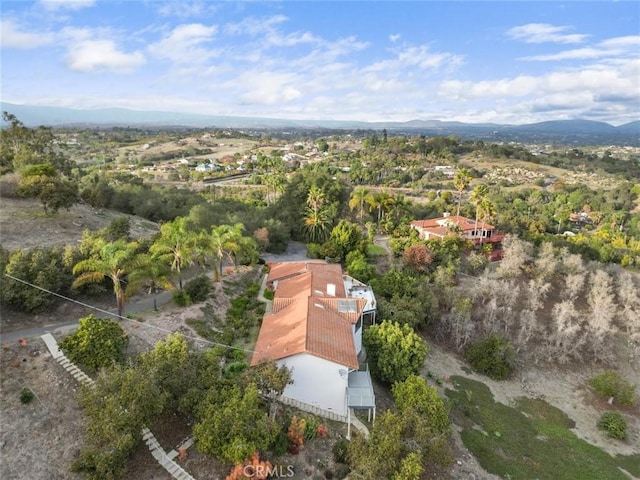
[338, 299, 357, 313]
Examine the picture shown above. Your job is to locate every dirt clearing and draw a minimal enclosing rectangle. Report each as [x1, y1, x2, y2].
[0, 197, 159, 252]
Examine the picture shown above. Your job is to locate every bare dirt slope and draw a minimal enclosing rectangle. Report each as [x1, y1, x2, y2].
[0, 197, 159, 251]
[0, 341, 85, 480]
[425, 343, 640, 462]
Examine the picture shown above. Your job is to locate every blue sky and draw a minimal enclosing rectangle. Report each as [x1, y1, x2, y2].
[1, 0, 639, 125]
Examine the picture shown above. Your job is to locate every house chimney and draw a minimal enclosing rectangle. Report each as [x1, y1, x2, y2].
[327, 283, 336, 297]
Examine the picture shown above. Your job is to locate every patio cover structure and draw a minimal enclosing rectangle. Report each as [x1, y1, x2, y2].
[346, 368, 376, 438]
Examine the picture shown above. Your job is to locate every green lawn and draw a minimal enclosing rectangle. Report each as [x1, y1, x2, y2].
[366, 244, 388, 257]
[445, 376, 639, 480]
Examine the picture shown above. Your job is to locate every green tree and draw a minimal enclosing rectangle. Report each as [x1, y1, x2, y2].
[393, 452, 423, 480]
[328, 220, 364, 261]
[72, 238, 142, 317]
[349, 187, 371, 222]
[102, 216, 131, 241]
[244, 361, 292, 419]
[389, 194, 411, 225]
[125, 253, 174, 311]
[303, 185, 333, 243]
[194, 383, 277, 463]
[470, 184, 489, 237]
[453, 168, 472, 218]
[16, 163, 78, 214]
[465, 335, 516, 380]
[392, 375, 451, 436]
[205, 223, 254, 280]
[1, 247, 73, 313]
[345, 250, 376, 284]
[363, 320, 428, 384]
[59, 315, 129, 372]
[478, 197, 496, 247]
[367, 191, 393, 224]
[1, 112, 72, 174]
[138, 333, 194, 408]
[72, 363, 167, 480]
[150, 217, 196, 289]
[347, 410, 404, 479]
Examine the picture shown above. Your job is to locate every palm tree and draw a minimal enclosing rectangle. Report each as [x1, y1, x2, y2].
[303, 207, 331, 243]
[306, 185, 326, 215]
[389, 194, 410, 223]
[453, 168, 472, 218]
[126, 253, 174, 312]
[303, 185, 333, 243]
[367, 191, 392, 224]
[470, 185, 489, 240]
[349, 187, 371, 222]
[208, 224, 233, 281]
[150, 217, 196, 289]
[478, 198, 496, 247]
[72, 239, 141, 317]
[205, 223, 252, 280]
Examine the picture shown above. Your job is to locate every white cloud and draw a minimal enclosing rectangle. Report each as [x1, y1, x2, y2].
[232, 71, 302, 105]
[598, 35, 640, 49]
[366, 44, 463, 73]
[148, 23, 218, 64]
[157, 1, 212, 19]
[389, 34, 400, 43]
[38, 0, 95, 10]
[65, 39, 145, 73]
[224, 15, 288, 36]
[440, 75, 538, 99]
[0, 19, 54, 49]
[265, 31, 319, 47]
[507, 23, 588, 44]
[522, 47, 607, 62]
[436, 55, 639, 125]
[521, 34, 640, 62]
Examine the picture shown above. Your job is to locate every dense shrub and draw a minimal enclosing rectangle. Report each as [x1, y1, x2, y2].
[332, 438, 349, 464]
[173, 289, 192, 307]
[263, 289, 274, 300]
[363, 321, 429, 384]
[59, 315, 128, 372]
[184, 275, 212, 303]
[20, 387, 35, 404]
[465, 335, 516, 380]
[270, 430, 289, 456]
[588, 370, 637, 406]
[597, 411, 627, 440]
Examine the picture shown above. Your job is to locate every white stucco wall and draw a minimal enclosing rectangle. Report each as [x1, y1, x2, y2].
[353, 320, 362, 354]
[278, 353, 349, 416]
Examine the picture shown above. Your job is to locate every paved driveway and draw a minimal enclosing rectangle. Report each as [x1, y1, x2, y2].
[261, 241, 308, 263]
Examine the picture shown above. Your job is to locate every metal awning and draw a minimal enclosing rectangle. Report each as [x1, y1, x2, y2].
[347, 370, 375, 409]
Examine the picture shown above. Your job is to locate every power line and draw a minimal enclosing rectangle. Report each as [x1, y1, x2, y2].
[3, 273, 256, 354]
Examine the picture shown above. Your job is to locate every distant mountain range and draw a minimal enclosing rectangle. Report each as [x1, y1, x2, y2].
[2, 102, 639, 145]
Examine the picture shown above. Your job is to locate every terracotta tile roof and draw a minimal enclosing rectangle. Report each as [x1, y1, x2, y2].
[306, 299, 358, 368]
[251, 261, 359, 369]
[411, 215, 494, 233]
[314, 297, 366, 324]
[266, 260, 325, 284]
